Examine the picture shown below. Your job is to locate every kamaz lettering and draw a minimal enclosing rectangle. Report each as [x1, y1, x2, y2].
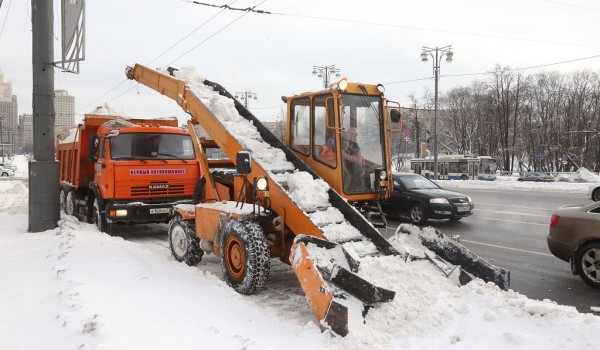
[130, 169, 186, 176]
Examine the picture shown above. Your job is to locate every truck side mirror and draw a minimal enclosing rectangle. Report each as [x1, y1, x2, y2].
[390, 109, 401, 123]
[88, 134, 98, 162]
[236, 151, 252, 174]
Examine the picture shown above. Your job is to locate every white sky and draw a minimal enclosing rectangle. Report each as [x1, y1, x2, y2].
[0, 0, 599, 124]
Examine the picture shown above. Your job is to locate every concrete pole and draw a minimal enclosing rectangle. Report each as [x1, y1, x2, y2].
[29, 0, 60, 232]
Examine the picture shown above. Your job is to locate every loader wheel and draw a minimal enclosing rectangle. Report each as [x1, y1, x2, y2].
[168, 215, 203, 266]
[92, 198, 112, 234]
[219, 219, 270, 295]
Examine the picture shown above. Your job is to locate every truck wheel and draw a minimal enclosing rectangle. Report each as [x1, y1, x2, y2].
[59, 189, 66, 211]
[574, 242, 600, 289]
[409, 203, 428, 225]
[168, 215, 203, 266]
[92, 198, 111, 234]
[219, 219, 270, 295]
[65, 191, 76, 216]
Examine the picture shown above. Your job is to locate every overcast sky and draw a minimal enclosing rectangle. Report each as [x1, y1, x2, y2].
[0, 0, 599, 124]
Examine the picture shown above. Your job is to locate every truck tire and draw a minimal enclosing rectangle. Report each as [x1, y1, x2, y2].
[168, 215, 203, 266]
[59, 189, 67, 212]
[92, 198, 112, 234]
[219, 219, 270, 295]
[65, 191, 76, 216]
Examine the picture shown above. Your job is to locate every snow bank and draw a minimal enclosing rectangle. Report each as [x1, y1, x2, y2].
[439, 178, 590, 193]
[1, 179, 599, 349]
[570, 167, 600, 183]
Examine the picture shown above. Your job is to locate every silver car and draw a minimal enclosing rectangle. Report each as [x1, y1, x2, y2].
[0, 165, 14, 177]
[588, 184, 600, 201]
[547, 201, 600, 288]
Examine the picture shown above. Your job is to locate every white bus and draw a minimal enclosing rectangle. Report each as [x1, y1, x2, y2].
[410, 155, 497, 181]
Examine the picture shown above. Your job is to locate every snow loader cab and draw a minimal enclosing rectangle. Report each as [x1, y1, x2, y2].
[284, 80, 401, 226]
[126, 64, 510, 337]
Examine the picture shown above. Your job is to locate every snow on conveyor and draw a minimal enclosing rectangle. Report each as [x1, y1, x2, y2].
[165, 67, 378, 258]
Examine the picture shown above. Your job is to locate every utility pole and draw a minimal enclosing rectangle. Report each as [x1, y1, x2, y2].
[29, 0, 60, 232]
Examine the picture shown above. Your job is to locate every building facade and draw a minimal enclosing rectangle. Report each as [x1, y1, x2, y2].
[54, 90, 75, 139]
[0, 69, 18, 155]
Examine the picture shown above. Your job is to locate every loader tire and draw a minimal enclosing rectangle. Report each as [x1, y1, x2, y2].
[219, 219, 270, 295]
[168, 215, 203, 266]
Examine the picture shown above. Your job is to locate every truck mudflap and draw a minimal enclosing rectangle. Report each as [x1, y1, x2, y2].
[290, 235, 396, 336]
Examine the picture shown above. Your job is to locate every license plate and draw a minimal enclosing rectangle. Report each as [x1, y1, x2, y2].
[150, 208, 170, 214]
[457, 206, 470, 213]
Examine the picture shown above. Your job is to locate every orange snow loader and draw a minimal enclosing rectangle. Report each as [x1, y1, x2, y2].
[57, 114, 200, 233]
[126, 64, 510, 336]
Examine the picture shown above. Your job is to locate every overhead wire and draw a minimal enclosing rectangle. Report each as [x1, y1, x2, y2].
[78, 0, 256, 113]
[0, 0, 12, 41]
[538, 0, 600, 11]
[383, 54, 600, 86]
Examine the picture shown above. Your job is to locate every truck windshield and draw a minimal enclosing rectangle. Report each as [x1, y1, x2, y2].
[110, 133, 196, 160]
[340, 94, 385, 194]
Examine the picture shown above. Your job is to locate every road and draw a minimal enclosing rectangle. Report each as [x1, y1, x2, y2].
[383, 187, 600, 313]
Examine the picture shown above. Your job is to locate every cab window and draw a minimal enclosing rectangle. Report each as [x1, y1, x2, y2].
[312, 94, 336, 168]
[290, 98, 310, 155]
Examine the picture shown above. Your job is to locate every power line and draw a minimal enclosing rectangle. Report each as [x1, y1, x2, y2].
[78, 0, 246, 113]
[167, 0, 266, 66]
[383, 54, 600, 86]
[0, 0, 12, 41]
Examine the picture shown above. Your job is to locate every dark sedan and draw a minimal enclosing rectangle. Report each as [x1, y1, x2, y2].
[381, 173, 474, 225]
[517, 172, 554, 182]
[547, 202, 600, 289]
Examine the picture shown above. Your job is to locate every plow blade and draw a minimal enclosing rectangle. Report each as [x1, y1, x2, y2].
[397, 225, 510, 291]
[291, 235, 395, 336]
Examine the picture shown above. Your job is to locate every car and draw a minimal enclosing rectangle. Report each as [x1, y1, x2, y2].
[0, 162, 17, 171]
[0, 165, 14, 177]
[547, 201, 600, 288]
[517, 172, 554, 182]
[380, 172, 474, 225]
[588, 183, 600, 201]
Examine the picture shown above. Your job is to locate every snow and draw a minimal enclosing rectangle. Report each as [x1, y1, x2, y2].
[1, 180, 600, 348]
[89, 102, 129, 117]
[437, 177, 590, 193]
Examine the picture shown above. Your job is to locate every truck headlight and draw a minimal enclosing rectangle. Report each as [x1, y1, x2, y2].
[379, 170, 387, 180]
[430, 198, 449, 204]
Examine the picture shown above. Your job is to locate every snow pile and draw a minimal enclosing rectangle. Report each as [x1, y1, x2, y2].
[9, 154, 30, 177]
[89, 102, 129, 117]
[570, 167, 600, 183]
[168, 66, 294, 173]
[1, 179, 600, 349]
[439, 179, 590, 193]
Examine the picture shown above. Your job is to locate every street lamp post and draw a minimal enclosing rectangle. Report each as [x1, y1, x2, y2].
[235, 91, 258, 108]
[421, 45, 453, 180]
[312, 65, 341, 88]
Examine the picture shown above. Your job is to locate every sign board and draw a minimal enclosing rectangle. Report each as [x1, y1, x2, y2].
[403, 129, 411, 138]
[60, 0, 85, 73]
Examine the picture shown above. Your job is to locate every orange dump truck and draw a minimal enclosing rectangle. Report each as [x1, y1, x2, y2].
[57, 114, 201, 233]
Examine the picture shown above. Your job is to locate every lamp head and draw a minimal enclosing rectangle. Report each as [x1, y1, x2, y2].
[445, 50, 454, 63]
[421, 50, 429, 63]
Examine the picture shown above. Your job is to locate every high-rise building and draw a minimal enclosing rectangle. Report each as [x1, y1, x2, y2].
[18, 114, 33, 153]
[0, 69, 18, 155]
[54, 90, 75, 139]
